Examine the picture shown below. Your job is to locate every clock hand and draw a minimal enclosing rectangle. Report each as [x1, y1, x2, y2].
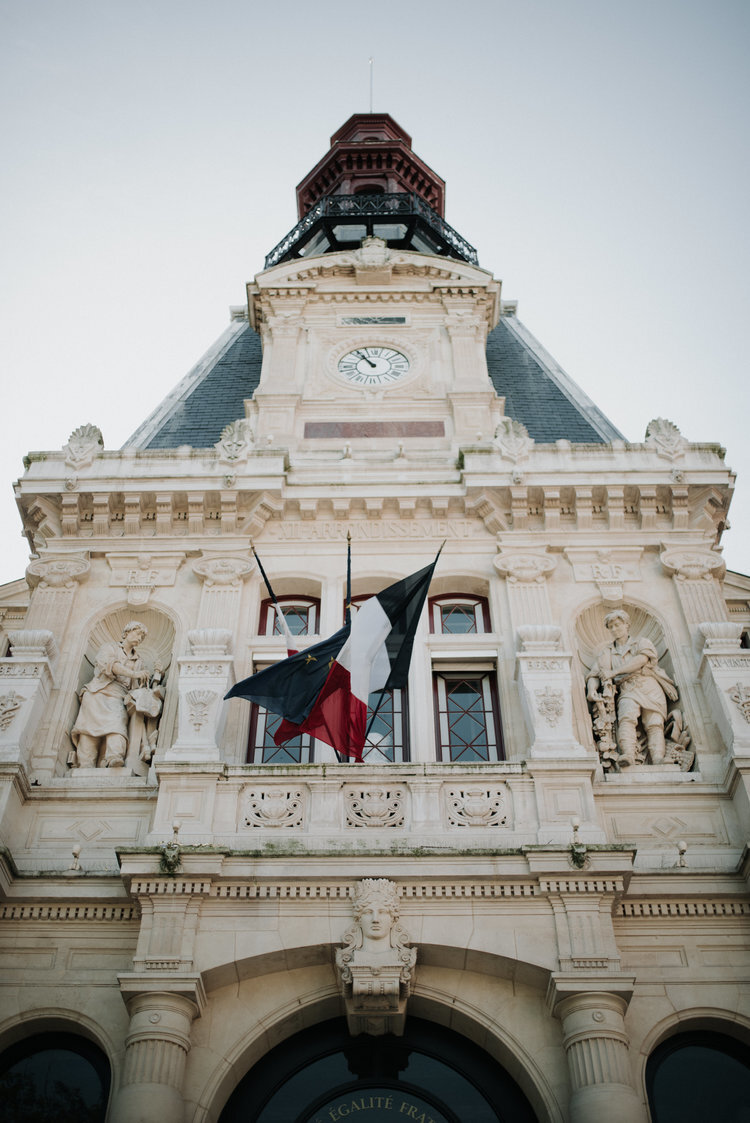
[354, 349, 377, 368]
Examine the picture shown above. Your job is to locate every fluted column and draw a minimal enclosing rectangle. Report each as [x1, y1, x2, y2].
[660, 548, 727, 642]
[548, 979, 647, 1123]
[109, 982, 204, 1123]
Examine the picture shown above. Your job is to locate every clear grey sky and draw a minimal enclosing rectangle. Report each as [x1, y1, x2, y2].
[1, 0, 748, 584]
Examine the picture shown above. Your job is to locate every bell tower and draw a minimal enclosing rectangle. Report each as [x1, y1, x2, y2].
[247, 115, 502, 453]
[265, 113, 476, 268]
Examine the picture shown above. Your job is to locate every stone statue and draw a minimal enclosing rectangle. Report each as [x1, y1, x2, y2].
[70, 621, 163, 769]
[335, 878, 416, 1036]
[586, 610, 683, 770]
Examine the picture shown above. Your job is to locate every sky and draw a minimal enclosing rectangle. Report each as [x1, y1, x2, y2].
[1, 0, 748, 585]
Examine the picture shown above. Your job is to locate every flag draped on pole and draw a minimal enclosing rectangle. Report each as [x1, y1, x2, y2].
[225, 558, 439, 761]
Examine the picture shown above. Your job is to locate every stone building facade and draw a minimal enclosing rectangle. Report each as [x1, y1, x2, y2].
[0, 115, 749, 1122]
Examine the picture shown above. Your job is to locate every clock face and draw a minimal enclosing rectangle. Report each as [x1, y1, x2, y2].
[337, 346, 410, 386]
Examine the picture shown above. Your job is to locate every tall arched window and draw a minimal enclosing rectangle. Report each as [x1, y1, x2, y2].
[646, 1030, 750, 1123]
[0, 1031, 111, 1122]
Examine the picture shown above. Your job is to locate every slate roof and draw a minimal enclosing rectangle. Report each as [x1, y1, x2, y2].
[126, 311, 622, 450]
[486, 315, 623, 443]
[127, 319, 263, 451]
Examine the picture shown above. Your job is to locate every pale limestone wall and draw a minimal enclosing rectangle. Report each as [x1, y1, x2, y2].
[0, 243, 748, 1121]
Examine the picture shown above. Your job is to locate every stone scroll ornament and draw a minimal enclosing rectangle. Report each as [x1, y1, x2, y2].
[335, 879, 416, 1036]
[585, 610, 693, 772]
[69, 621, 165, 770]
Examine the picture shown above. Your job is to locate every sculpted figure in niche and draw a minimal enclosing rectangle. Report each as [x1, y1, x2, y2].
[586, 610, 686, 770]
[70, 621, 164, 769]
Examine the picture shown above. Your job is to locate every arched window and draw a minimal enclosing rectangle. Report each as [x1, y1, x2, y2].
[219, 1016, 538, 1122]
[260, 596, 320, 638]
[646, 1030, 750, 1123]
[429, 594, 491, 635]
[0, 1031, 111, 1122]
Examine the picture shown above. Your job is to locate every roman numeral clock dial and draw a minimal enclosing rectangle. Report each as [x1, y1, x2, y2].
[337, 347, 410, 386]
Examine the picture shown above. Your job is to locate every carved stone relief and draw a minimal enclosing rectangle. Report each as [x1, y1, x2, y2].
[728, 683, 750, 723]
[445, 787, 508, 827]
[335, 878, 416, 1036]
[493, 417, 533, 462]
[536, 686, 564, 727]
[62, 423, 103, 469]
[26, 555, 90, 589]
[215, 419, 254, 465]
[345, 788, 405, 828]
[192, 556, 253, 587]
[242, 788, 305, 829]
[660, 549, 726, 582]
[493, 551, 555, 583]
[185, 690, 217, 732]
[582, 608, 692, 772]
[0, 691, 25, 731]
[645, 418, 688, 461]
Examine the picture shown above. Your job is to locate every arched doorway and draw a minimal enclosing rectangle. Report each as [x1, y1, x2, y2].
[219, 1016, 538, 1123]
[646, 1030, 750, 1123]
[0, 1030, 111, 1122]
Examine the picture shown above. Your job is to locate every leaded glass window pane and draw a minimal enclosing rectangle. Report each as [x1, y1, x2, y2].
[362, 688, 407, 763]
[435, 673, 501, 762]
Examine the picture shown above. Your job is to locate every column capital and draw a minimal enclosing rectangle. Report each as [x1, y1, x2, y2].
[545, 973, 636, 1017]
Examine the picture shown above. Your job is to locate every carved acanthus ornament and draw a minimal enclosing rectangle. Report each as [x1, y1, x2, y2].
[493, 417, 533, 463]
[192, 556, 253, 587]
[62, 423, 103, 469]
[493, 551, 556, 584]
[336, 879, 416, 1036]
[645, 417, 688, 460]
[215, 419, 255, 465]
[660, 549, 726, 582]
[26, 555, 90, 590]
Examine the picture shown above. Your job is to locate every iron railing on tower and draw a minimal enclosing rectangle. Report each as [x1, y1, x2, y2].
[264, 192, 478, 269]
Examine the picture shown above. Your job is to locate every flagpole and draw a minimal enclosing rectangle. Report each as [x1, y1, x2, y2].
[345, 530, 352, 627]
[338, 531, 353, 764]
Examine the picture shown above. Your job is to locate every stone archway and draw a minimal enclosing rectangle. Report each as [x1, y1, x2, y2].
[216, 1016, 539, 1123]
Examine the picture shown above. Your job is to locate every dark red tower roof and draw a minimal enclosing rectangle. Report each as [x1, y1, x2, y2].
[295, 113, 446, 220]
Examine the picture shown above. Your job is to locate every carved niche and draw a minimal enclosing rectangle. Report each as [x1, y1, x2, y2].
[68, 608, 174, 776]
[577, 604, 693, 773]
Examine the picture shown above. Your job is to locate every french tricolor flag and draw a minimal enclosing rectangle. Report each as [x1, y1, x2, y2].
[226, 560, 438, 761]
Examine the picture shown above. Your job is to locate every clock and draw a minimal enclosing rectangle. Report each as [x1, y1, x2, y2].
[337, 346, 410, 386]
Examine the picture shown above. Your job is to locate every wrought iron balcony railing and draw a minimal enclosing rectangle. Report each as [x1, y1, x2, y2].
[264, 192, 479, 269]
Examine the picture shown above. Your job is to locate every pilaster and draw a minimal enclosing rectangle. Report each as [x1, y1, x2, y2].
[24, 553, 90, 639]
[0, 631, 56, 764]
[166, 629, 233, 761]
[514, 625, 587, 758]
[494, 548, 556, 627]
[191, 553, 253, 632]
[660, 547, 727, 643]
